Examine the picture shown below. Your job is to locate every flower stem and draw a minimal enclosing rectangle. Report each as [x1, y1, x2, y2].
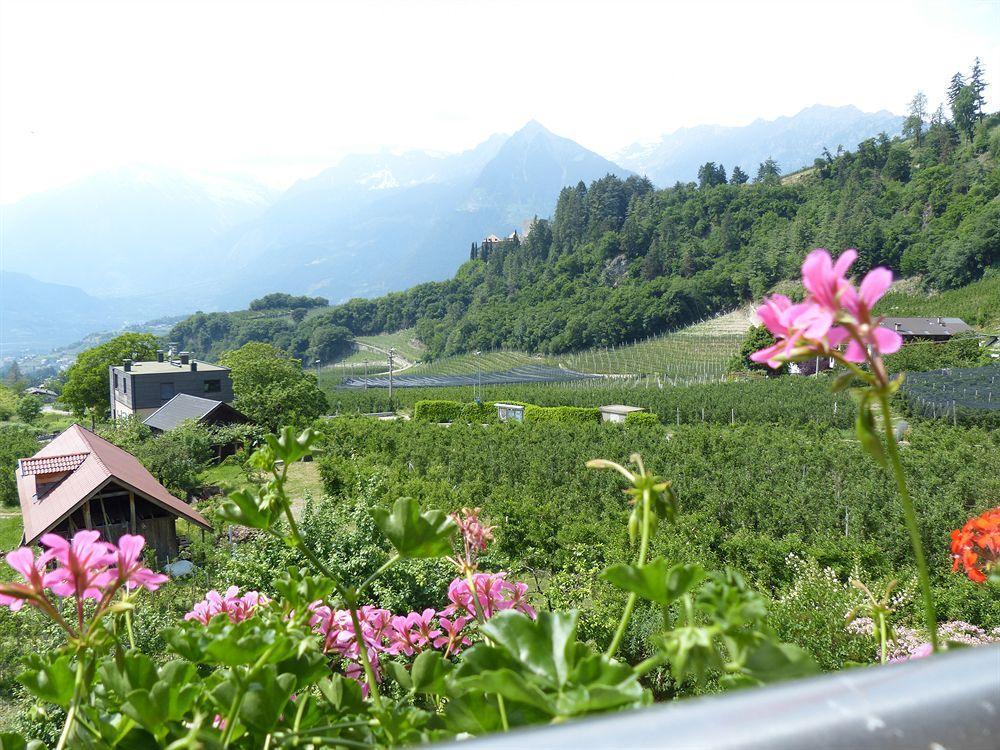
[877, 393, 938, 652]
[56, 654, 87, 750]
[357, 554, 400, 597]
[878, 613, 887, 664]
[606, 488, 652, 659]
[346, 599, 383, 710]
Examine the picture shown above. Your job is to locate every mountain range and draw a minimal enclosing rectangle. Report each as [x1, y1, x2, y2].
[616, 104, 905, 185]
[1, 105, 904, 353]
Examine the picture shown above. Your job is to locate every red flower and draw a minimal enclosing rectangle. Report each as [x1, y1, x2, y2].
[950, 507, 1000, 583]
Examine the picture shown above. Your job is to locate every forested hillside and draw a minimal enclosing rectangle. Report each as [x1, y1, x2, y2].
[171, 79, 999, 362]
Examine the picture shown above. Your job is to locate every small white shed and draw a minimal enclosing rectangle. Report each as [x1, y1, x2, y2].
[495, 403, 525, 422]
[599, 405, 646, 423]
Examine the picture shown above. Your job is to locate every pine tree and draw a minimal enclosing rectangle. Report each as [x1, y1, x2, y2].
[715, 164, 727, 185]
[903, 91, 928, 145]
[969, 57, 987, 121]
[730, 165, 749, 185]
[952, 85, 977, 140]
[754, 158, 781, 185]
[947, 72, 965, 109]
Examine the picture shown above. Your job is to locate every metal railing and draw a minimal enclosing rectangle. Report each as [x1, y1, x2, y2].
[434, 645, 1000, 750]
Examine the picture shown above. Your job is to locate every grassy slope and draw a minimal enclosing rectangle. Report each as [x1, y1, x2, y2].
[0, 514, 23, 552]
[392, 311, 751, 380]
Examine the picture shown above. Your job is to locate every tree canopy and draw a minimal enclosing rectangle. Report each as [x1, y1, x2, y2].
[60, 333, 159, 422]
[220, 342, 328, 430]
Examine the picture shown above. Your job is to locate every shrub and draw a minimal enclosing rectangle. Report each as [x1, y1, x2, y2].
[523, 405, 600, 424]
[413, 399, 463, 422]
[459, 400, 498, 424]
[625, 411, 661, 427]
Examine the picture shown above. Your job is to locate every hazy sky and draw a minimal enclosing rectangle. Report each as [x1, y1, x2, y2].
[1, 0, 997, 202]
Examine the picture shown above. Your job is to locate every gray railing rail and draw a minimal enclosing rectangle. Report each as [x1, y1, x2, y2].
[434, 645, 1000, 750]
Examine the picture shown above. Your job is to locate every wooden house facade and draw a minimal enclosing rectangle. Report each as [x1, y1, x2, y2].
[16, 424, 211, 562]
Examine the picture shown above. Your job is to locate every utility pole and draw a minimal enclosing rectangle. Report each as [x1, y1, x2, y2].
[474, 350, 482, 402]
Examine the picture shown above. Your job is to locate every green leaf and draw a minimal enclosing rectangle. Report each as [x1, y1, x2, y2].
[0, 736, 46, 750]
[98, 650, 157, 700]
[317, 674, 366, 715]
[601, 559, 705, 605]
[239, 666, 296, 733]
[410, 650, 454, 696]
[660, 624, 719, 685]
[741, 641, 818, 683]
[386, 661, 413, 691]
[18, 653, 76, 708]
[442, 694, 506, 735]
[217, 487, 278, 530]
[122, 661, 199, 729]
[855, 397, 888, 468]
[370, 497, 455, 558]
[479, 610, 578, 687]
[265, 427, 320, 465]
[452, 668, 554, 714]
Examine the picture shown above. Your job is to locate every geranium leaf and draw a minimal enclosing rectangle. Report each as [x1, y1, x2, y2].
[370, 497, 455, 558]
[601, 559, 705, 605]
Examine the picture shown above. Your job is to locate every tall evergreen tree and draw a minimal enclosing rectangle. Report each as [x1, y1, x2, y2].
[951, 85, 977, 141]
[903, 91, 928, 145]
[730, 165, 749, 185]
[947, 72, 965, 109]
[969, 57, 988, 121]
[754, 158, 781, 185]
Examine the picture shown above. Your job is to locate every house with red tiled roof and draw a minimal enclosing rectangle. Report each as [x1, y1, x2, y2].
[15, 424, 211, 561]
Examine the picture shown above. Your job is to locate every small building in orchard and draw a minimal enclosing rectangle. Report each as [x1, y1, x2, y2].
[879, 317, 973, 343]
[599, 405, 646, 423]
[15, 424, 211, 562]
[495, 403, 525, 422]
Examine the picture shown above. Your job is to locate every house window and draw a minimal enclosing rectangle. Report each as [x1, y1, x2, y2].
[204, 379, 221, 394]
[123, 378, 127, 394]
[160, 382, 175, 401]
[113, 373, 119, 390]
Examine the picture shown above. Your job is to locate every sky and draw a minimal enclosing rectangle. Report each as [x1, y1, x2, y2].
[0, 0, 997, 202]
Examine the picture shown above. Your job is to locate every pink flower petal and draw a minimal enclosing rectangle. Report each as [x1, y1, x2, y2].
[872, 326, 903, 355]
[859, 267, 893, 308]
[843, 340, 867, 362]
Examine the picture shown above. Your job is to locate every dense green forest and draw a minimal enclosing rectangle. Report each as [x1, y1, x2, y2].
[171, 81, 1000, 363]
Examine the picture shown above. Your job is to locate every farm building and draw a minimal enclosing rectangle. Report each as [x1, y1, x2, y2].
[143, 393, 249, 434]
[24, 387, 58, 403]
[495, 403, 525, 422]
[879, 317, 973, 342]
[110, 350, 234, 421]
[15, 424, 211, 562]
[599, 405, 646, 423]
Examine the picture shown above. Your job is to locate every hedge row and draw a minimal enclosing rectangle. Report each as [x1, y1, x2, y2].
[414, 399, 660, 427]
[523, 405, 600, 424]
[625, 411, 661, 427]
[413, 400, 464, 423]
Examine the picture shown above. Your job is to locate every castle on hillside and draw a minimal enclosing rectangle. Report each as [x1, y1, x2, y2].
[471, 231, 519, 261]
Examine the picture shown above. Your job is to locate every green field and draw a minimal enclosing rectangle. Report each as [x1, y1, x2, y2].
[0, 514, 23, 552]
[389, 312, 749, 381]
[354, 328, 425, 363]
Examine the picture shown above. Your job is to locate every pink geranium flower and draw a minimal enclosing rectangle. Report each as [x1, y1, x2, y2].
[41, 530, 115, 602]
[433, 615, 472, 655]
[185, 586, 268, 624]
[0, 547, 57, 611]
[751, 248, 903, 370]
[801, 248, 856, 312]
[112, 535, 169, 591]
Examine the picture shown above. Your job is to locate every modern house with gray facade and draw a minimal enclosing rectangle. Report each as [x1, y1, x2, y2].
[109, 351, 234, 421]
